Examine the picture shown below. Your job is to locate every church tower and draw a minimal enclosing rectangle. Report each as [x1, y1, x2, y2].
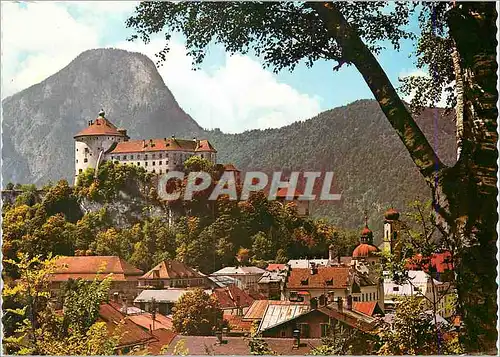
[382, 207, 400, 254]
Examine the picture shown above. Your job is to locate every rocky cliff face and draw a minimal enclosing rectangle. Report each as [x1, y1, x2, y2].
[2, 48, 203, 185]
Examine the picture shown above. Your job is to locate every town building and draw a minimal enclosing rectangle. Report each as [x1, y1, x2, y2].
[210, 266, 266, 292]
[256, 299, 380, 338]
[138, 260, 210, 289]
[73, 110, 217, 184]
[212, 285, 255, 316]
[49, 256, 143, 302]
[383, 270, 455, 318]
[257, 269, 287, 300]
[134, 288, 213, 315]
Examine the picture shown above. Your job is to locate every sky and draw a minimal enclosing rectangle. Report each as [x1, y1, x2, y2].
[1, 1, 438, 134]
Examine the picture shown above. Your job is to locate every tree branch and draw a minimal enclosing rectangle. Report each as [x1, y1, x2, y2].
[310, 2, 446, 187]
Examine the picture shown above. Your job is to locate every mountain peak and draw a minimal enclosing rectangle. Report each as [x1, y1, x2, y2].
[2, 48, 203, 184]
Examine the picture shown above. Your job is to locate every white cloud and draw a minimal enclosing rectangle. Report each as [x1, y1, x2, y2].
[117, 39, 321, 133]
[399, 69, 448, 108]
[1, 1, 321, 133]
[1, 2, 100, 97]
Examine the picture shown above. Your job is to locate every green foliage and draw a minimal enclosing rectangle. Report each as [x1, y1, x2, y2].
[377, 296, 463, 355]
[2, 254, 117, 355]
[75, 160, 154, 202]
[247, 336, 276, 355]
[61, 276, 112, 334]
[172, 288, 223, 336]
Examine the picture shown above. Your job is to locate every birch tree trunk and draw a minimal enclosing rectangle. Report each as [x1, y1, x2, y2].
[311, 2, 498, 351]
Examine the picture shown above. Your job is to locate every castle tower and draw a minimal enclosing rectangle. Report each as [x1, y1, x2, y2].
[382, 207, 400, 254]
[74, 110, 128, 184]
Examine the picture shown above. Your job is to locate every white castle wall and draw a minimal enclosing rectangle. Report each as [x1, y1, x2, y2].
[74, 135, 124, 181]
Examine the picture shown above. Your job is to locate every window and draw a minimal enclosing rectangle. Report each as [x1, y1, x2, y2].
[159, 169, 162, 174]
[131, 155, 134, 160]
[300, 278, 308, 286]
[84, 148, 89, 153]
[325, 279, 333, 286]
[281, 330, 286, 337]
[393, 286, 399, 292]
[137, 162, 140, 166]
[152, 154, 156, 159]
[152, 161, 156, 166]
[298, 323, 310, 338]
[84, 158, 88, 163]
[159, 161, 162, 165]
[123, 156, 126, 160]
[76, 160, 78, 163]
[321, 324, 330, 337]
[145, 162, 148, 166]
[145, 155, 148, 160]
[152, 169, 156, 173]
[79, 169, 83, 173]
[159, 153, 163, 158]
[353, 296, 358, 302]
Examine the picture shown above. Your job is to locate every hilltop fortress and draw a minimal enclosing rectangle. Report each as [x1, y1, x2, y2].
[73, 110, 217, 184]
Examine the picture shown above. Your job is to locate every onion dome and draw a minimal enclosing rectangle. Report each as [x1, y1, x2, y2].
[384, 207, 400, 221]
[360, 225, 373, 244]
[352, 243, 379, 258]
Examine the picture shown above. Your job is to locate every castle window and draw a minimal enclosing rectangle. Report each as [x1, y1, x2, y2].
[84, 158, 88, 163]
[152, 161, 155, 166]
[159, 161, 162, 165]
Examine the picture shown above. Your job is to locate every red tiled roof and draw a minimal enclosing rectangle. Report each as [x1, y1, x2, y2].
[74, 116, 125, 138]
[148, 329, 178, 355]
[140, 260, 205, 280]
[275, 187, 304, 198]
[287, 267, 350, 289]
[353, 301, 378, 317]
[352, 243, 379, 258]
[50, 256, 143, 282]
[223, 314, 253, 332]
[213, 285, 254, 309]
[223, 164, 240, 171]
[98, 304, 155, 348]
[109, 138, 216, 154]
[266, 264, 286, 272]
[406, 251, 454, 274]
[128, 313, 173, 331]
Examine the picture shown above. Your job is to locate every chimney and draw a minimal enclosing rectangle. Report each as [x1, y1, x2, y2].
[347, 295, 353, 311]
[310, 262, 317, 275]
[337, 297, 343, 311]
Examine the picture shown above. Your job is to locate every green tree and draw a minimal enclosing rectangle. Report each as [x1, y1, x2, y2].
[251, 231, 274, 261]
[127, 3, 498, 350]
[172, 288, 223, 336]
[377, 296, 463, 355]
[2, 254, 118, 355]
